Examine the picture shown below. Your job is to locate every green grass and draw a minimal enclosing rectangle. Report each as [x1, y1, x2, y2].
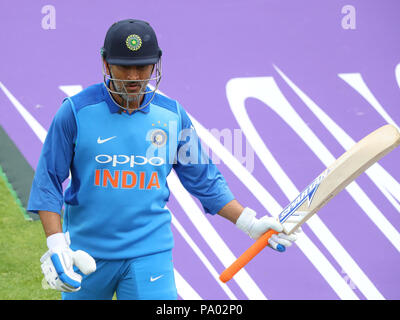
[0, 174, 60, 300]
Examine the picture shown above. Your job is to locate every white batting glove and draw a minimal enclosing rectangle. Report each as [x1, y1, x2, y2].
[236, 207, 298, 252]
[40, 232, 96, 292]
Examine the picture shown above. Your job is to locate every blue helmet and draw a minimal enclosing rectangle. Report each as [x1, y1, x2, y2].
[101, 19, 162, 111]
[101, 19, 162, 65]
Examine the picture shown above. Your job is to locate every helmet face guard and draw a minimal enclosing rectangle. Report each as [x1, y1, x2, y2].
[102, 58, 162, 111]
[101, 19, 162, 111]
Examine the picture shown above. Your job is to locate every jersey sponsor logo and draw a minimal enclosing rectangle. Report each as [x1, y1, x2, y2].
[93, 154, 163, 190]
[95, 154, 165, 167]
[94, 169, 160, 190]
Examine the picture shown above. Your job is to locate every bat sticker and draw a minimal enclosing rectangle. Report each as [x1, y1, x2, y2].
[278, 169, 330, 224]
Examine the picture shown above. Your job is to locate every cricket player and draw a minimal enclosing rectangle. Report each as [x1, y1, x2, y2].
[28, 19, 298, 300]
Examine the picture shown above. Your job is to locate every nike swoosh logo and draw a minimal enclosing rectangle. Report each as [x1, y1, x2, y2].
[150, 275, 164, 282]
[97, 136, 116, 144]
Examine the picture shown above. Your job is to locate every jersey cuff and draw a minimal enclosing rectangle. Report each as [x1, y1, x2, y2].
[203, 189, 235, 215]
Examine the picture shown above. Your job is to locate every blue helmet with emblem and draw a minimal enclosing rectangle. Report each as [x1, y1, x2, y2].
[101, 19, 162, 65]
[101, 19, 162, 111]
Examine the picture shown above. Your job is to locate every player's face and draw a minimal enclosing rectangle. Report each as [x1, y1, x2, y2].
[109, 64, 154, 94]
[104, 62, 155, 110]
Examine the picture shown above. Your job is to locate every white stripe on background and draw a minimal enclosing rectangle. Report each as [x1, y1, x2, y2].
[225, 76, 383, 300]
[0, 82, 47, 143]
[337, 72, 400, 216]
[395, 64, 400, 89]
[173, 268, 203, 300]
[275, 68, 400, 251]
[338, 73, 399, 130]
[59, 85, 84, 97]
[169, 207, 238, 299]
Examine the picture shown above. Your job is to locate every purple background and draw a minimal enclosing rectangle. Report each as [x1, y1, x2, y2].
[1, 0, 399, 299]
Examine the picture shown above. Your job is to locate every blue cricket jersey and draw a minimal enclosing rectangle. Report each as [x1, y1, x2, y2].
[28, 83, 235, 259]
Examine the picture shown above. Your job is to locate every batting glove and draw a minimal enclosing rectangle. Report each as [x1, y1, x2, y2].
[236, 207, 298, 252]
[40, 232, 96, 292]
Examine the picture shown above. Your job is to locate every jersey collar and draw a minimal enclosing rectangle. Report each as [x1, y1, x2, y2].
[102, 80, 151, 114]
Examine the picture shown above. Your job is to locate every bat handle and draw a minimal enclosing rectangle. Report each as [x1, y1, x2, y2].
[219, 229, 280, 283]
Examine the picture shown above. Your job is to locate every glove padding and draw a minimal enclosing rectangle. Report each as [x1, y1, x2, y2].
[236, 207, 298, 251]
[40, 232, 96, 292]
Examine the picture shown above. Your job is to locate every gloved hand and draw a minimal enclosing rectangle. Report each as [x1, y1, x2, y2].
[40, 232, 96, 292]
[236, 207, 298, 252]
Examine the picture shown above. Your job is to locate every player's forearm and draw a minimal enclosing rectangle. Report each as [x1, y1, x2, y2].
[38, 211, 63, 237]
[217, 199, 244, 224]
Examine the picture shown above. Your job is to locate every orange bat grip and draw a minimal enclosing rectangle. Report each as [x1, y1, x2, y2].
[219, 229, 278, 283]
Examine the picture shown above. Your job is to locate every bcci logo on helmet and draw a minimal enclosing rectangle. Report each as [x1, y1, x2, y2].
[150, 129, 167, 147]
[126, 34, 142, 51]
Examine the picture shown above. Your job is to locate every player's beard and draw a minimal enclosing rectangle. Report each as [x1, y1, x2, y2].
[111, 78, 148, 110]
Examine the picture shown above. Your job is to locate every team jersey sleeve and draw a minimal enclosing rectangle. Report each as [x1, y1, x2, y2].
[172, 104, 235, 215]
[27, 99, 76, 215]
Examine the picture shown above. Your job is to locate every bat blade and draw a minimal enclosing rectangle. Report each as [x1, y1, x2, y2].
[219, 124, 400, 283]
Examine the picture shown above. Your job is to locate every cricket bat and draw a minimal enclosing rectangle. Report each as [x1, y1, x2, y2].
[219, 124, 400, 283]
